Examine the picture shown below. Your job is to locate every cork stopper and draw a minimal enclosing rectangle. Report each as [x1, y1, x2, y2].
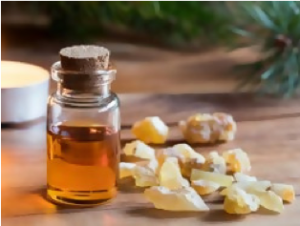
[57, 45, 114, 91]
[60, 45, 110, 72]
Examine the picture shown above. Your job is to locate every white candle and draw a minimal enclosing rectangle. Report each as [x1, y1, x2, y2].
[1, 61, 49, 123]
[1, 61, 49, 88]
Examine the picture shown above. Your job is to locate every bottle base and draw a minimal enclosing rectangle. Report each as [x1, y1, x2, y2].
[47, 186, 117, 207]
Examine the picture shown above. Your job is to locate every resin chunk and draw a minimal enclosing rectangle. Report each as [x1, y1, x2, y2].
[123, 140, 155, 160]
[202, 151, 226, 174]
[172, 144, 205, 163]
[132, 117, 169, 144]
[270, 183, 295, 203]
[192, 179, 220, 195]
[224, 186, 260, 214]
[254, 190, 284, 213]
[144, 186, 209, 211]
[132, 160, 159, 187]
[159, 157, 189, 189]
[220, 180, 271, 196]
[179, 113, 237, 144]
[191, 169, 233, 187]
[234, 172, 257, 182]
[223, 148, 251, 173]
[119, 162, 136, 179]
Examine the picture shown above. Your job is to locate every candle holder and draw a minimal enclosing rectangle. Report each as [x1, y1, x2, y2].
[1, 61, 49, 124]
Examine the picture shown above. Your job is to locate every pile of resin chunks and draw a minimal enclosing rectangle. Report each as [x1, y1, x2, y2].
[120, 115, 295, 214]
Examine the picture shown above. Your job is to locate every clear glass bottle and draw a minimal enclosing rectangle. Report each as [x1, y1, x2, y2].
[47, 61, 120, 206]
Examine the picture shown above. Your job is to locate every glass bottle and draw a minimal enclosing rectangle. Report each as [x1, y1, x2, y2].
[47, 60, 120, 206]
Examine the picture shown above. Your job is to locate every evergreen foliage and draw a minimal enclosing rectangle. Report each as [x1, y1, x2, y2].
[231, 2, 300, 97]
[26, 2, 229, 46]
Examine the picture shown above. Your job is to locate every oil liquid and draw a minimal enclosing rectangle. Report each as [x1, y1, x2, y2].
[47, 122, 120, 206]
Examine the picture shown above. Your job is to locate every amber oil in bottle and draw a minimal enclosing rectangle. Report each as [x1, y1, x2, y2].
[47, 123, 120, 206]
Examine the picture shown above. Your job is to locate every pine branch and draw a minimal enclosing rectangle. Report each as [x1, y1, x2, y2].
[230, 1, 300, 97]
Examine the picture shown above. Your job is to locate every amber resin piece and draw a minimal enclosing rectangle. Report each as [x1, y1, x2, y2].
[213, 113, 237, 142]
[123, 140, 156, 160]
[242, 180, 272, 193]
[220, 180, 271, 196]
[202, 151, 226, 174]
[133, 165, 158, 187]
[270, 183, 295, 203]
[180, 158, 204, 178]
[144, 186, 209, 212]
[132, 158, 159, 187]
[178, 113, 236, 144]
[234, 172, 257, 182]
[179, 114, 216, 143]
[191, 169, 234, 187]
[119, 162, 136, 179]
[192, 179, 220, 195]
[224, 186, 260, 214]
[156, 144, 205, 178]
[172, 144, 205, 163]
[224, 183, 284, 213]
[132, 116, 169, 144]
[157, 144, 205, 164]
[159, 157, 189, 190]
[253, 190, 284, 213]
[222, 148, 251, 173]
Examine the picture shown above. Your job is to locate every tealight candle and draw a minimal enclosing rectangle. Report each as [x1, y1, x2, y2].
[1, 61, 49, 123]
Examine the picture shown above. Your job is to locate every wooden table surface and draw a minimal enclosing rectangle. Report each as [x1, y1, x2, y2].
[2, 93, 300, 226]
[2, 43, 259, 94]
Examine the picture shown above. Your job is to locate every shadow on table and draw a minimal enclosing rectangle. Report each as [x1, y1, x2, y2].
[200, 209, 245, 222]
[126, 207, 200, 219]
[126, 207, 245, 222]
[1, 187, 116, 217]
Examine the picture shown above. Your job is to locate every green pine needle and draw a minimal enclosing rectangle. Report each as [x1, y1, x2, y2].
[231, 1, 300, 97]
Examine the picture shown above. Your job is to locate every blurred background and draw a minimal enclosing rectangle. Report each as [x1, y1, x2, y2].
[2, 1, 300, 96]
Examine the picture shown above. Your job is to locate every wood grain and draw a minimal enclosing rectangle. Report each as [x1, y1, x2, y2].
[2, 94, 300, 225]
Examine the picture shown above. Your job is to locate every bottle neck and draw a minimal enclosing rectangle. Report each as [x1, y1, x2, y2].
[51, 61, 116, 101]
[57, 82, 111, 99]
